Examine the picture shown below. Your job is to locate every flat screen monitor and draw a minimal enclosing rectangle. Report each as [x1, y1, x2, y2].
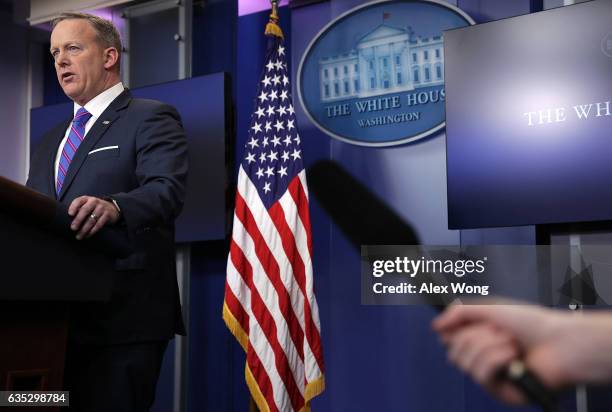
[445, 0, 612, 229]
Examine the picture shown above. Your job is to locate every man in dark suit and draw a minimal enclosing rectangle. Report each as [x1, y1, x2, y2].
[26, 12, 188, 411]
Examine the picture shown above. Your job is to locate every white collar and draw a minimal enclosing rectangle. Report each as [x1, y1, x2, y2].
[73, 82, 125, 119]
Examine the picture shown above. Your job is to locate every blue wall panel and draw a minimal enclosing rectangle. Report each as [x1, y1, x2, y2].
[189, 241, 249, 412]
[288, 1, 540, 411]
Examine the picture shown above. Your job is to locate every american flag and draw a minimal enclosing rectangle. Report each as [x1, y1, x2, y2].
[223, 36, 325, 412]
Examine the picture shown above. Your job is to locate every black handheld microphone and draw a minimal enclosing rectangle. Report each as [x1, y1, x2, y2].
[307, 159, 557, 412]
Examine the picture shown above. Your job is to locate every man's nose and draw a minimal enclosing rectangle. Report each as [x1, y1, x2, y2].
[55, 51, 70, 67]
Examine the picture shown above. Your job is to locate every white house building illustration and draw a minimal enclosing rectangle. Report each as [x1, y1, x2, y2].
[319, 23, 444, 102]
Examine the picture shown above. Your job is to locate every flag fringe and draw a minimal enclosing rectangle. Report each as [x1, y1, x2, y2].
[246, 363, 325, 412]
[246, 364, 272, 412]
[222, 301, 248, 352]
[304, 375, 325, 403]
[225, 302, 326, 411]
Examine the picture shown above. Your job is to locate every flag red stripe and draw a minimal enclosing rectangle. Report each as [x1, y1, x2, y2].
[267, 199, 307, 297]
[286, 177, 325, 372]
[224, 278, 250, 336]
[305, 300, 325, 374]
[288, 177, 313, 256]
[229, 239, 252, 287]
[231, 237, 305, 411]
[235, 192, 306, 358]
[267, 199, 325, 372]
[227, 243, 252, 339]
[250, 289, 304, 412]
[247, 343, 280, 412]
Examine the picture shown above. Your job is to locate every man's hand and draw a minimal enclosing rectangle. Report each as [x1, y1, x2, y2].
[443, 322, 524, 404]
[433, 303, 612, 405]
[68, 196, 120, 240]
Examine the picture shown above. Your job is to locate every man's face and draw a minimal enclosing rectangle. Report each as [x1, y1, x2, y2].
[50, 19, 110, 106]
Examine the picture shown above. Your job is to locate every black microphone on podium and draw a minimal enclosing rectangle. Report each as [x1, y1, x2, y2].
[306, 159, 557, 412]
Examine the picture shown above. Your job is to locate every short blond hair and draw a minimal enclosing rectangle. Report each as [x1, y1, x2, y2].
[52, 12, 122, 70]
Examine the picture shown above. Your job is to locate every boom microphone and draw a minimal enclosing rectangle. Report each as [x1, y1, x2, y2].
[307, 159, 419, 246]
[306, 159, 557, 412]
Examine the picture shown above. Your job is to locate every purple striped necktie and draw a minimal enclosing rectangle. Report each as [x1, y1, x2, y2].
[56, 107, 92, 195]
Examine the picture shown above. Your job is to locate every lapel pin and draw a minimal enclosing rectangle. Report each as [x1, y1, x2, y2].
[102, 120, 110, 125]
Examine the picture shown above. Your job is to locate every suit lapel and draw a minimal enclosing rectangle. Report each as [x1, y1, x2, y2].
[58, 90, 131, 201]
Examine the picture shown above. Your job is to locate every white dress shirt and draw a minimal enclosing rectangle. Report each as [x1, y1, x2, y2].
[54, 82, 125, 182]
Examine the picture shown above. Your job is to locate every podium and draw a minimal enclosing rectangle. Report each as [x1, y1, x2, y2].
[0, 176, 131, 401]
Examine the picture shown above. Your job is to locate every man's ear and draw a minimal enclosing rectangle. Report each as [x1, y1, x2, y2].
[103, 47, 119, 71]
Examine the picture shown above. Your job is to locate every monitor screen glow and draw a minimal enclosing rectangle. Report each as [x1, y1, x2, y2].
[445, 0, 612, 229]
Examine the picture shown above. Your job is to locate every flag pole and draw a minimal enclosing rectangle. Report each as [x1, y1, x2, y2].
[265, 0, 284, 39]
[249, 397, 259, 412]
